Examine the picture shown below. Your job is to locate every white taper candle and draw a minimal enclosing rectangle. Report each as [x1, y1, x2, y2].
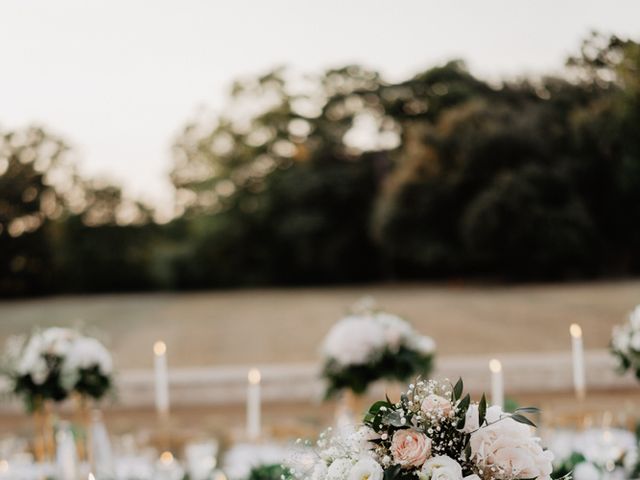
[570, 324, 586, 400]
[489, 358, 504, 408]
[247, 368, 261, 441]
[154, 341, 170, 419]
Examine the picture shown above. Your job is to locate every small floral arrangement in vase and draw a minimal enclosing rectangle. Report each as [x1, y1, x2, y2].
[611, 305, 640, 380]
[288, 378, 559, 480]
[2, 327, 114, 461]
[321, 298, 436, 399]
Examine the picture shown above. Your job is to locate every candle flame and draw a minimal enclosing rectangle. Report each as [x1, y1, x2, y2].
[570, 323, 582, 338]
[154, 341, 167, 356]
[489, 359, 502, 373]
[248, 368, 261, 384]
[160, 451, 174, 465]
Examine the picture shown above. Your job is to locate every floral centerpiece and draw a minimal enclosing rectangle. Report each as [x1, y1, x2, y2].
[2, 327, 114, 408]
[2, 327, 114, 461]
[61, 335, 114, 401]
[611, 305, 640, 380]
[550, 427, 640, 480]
[321, 299, 436, 398]
[3, 327, 79, 411]
[288, 378, 558, 480]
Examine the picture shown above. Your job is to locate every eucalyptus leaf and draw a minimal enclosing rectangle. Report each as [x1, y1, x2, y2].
[453, 378, 463, 401]
[479, 394, 487, 426]
[515, 407, 540, 414]
[511, 413, 537, 428]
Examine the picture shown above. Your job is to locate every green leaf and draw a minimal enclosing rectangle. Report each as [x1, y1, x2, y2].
[384, 464, 402, 480]
[515, 407, 540, 414]
[453, 378, 463, 401]
[384, 410, 408, 428]
[511, 413, 537, 428]
[457, 394, 470, 413]
[478, 394, 487, 426]
[368, 400, 393, 414]
[456, 394, 471, 429]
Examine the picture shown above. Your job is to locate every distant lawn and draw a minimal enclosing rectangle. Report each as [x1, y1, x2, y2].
[0, 281, 637, 370]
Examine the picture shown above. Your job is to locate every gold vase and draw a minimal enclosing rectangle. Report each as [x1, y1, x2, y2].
[73, 393, 92, 463]
[335, 390, 364, 426]
[32, 398, 56, 463]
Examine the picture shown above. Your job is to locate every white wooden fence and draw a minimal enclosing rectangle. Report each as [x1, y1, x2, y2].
[0, 349, 634, 412]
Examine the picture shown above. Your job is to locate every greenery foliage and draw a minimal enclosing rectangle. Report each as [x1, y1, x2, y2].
[246, 464, 293, 480]
[323, 346, 434, 398]
[12, 357, 68, 412]
[1, 33, 640, 295]
[73, 365, 112, 400]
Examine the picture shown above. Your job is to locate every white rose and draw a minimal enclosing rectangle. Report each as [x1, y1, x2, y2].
[375, 313, 413, 350]
[348, 457, 383, 480]
[63, 337, 113, 375]
[421, 455, 463, 480]
[323, 316, 387, 366]
[16, 335, 50, 383]
[41, 327, 79, 356]
[485, 405, 504, 423]
[630, 331, 640, 352]
[573, 462, 601, 480]
[612, 326, 631, 353]
[30, 357, 49, 385]
[409, 335, 436, 355]
[469, 416, 553, 480]
[460, 403, 504, 434]
[460, 404, 480, 434]
[327, 458, 353, 480]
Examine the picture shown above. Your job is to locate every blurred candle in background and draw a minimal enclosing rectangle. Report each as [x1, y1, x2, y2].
[56, 422, 78, 480]
[489, 358, 504, 408]
[570, 323, 586, 400]
[154, 341, 170, 419]
[247, 368, 261, 441]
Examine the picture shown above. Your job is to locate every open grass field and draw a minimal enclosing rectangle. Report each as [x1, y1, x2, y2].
[0, 280, 638, 369]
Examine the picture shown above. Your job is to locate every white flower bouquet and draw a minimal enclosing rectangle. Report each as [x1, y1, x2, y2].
[611, 305, 640, 380]
[321, 301, 436, 397]
[2, 327, 114, 411]
[550, 428, 640, 480]
[288, 378, 558, 480]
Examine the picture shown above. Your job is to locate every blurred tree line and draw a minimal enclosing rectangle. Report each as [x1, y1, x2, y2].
[1, 33, 639, 296]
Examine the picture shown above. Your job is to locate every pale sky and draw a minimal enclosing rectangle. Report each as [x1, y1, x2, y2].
[1, 1, 639, 212]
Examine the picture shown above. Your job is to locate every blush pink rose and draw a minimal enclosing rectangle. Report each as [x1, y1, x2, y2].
[390, 429, 432, 468]
[421, 394, 453, 417]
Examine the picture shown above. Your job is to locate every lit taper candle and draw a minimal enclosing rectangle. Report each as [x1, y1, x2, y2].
[154, 341, 170, 419]
[570, 324, 586, 400]
[489, 358, 504, 408]
[247, 368, 261, 441]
